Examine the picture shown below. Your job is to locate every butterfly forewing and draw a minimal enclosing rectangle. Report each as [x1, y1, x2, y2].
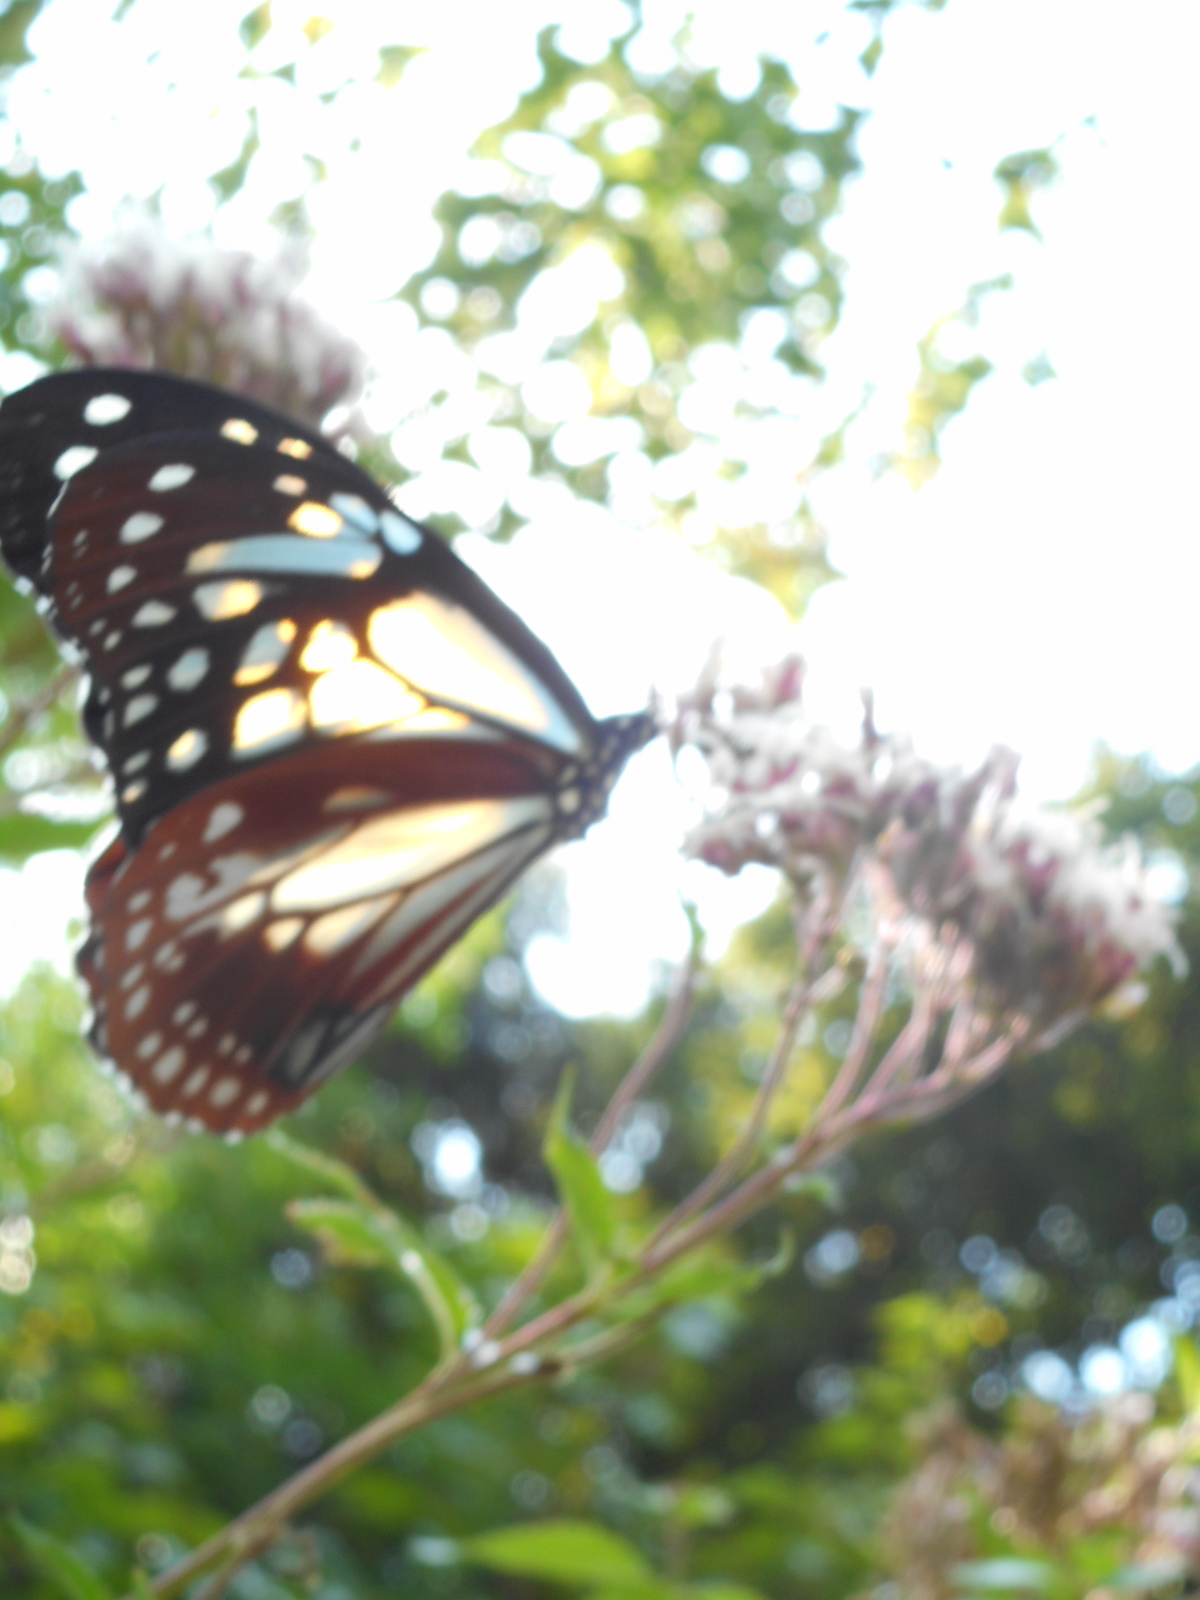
[45, 427, 597, 840]
[0, 369, 654, 1134]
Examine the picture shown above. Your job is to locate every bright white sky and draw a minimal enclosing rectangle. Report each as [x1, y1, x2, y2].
[1, 0, 1197, 1015]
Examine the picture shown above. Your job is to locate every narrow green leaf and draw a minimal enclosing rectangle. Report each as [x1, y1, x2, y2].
[951, 1559, 1054, 1592]
[286, 1194, 476, 1354]
[265, 1127, 377, 1202]
[1174, 1334, 1200, 1410]
[270, 1131, 478, 1357]
[466, 1520, 652, 1587]
[8, 1516, 113, 1600]
[543, 1070, 617, 1277]
[0, 812, 100, 863]
[287, 1197, 396, 1269]
[606, 1244, 771, 1326]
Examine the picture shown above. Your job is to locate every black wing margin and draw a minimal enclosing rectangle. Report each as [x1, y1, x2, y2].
[0, 367, 346, 588]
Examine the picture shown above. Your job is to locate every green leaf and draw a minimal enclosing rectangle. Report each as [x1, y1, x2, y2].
[1174, 1333, 1200, 1410]
[0, 812, 99, 864]
[466, 1520, 653, 1587]
[128, 1574, 157, 1600]
[951, 1559, 1054, 1592]
[607, 1242, 774, 1327]
[265, 1127, 380, 1202]
[270, 1131, 479, 1357]
[543, 1070, 617, 1277]
[8, 1516, 113, 1600]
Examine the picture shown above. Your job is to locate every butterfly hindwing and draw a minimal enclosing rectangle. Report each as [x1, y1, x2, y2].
[82, 736, 562, 1134]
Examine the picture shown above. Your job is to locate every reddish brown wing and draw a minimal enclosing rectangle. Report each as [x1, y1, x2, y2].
[79, 735, 564, 1136]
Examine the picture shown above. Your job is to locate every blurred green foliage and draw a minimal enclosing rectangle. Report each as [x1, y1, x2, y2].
[0, 3, 1193, 1599]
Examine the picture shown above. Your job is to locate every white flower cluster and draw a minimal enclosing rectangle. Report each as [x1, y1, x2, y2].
[674, 657, 1181, 1033]
[49, 217, 368, 431]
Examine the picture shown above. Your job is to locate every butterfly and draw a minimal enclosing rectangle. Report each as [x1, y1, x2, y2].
[0, 369, 652, 1138]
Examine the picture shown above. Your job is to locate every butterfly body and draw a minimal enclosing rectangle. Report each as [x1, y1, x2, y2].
[0, 369, 650, 1135]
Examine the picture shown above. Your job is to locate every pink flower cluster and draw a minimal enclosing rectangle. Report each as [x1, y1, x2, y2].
[48, 218, 367, 432]
[673, 657, 1180, 1035]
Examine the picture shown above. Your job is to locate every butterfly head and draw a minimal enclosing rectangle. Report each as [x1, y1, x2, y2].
[554, 709, 656, 842]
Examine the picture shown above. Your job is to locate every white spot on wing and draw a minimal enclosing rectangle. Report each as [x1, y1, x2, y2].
[203, 802, 244, 843]
[220, 892, 266, 937]
[122, 665, 151, 690]
[166, 728, 207, 771]
[193, 580, 264, 621]
[187, 536, 380, 581]
[168, 648, 209, 691]
[210, 1077, 241, 1107]
[149, 463, 195, 492]
[133, 600, 176, 627]
[107, 565, 137, 593]
[126, 918, 152, 951]
[232, 687, 307, 756]
[264, 918, 303, 950]
[309, 660, 423, 734]
[54, 445, 98, 480]
[235, 620, 296, 685]
[380, 509, 422, 554]
[84, 393, 132, 425]
[331, 493, 379, 533]
[246, 1091, 270, 1115]
[152, 1047, 186, 1084]
[181, 1066, 209, 1097]
[299, 620, 356, 673]
[124, 693, 158, 727]
[164, 856, 264, 921]
[153, 939, 184, 970]
[125, 984, 150, 1019]
[121, 512, 165, 543]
